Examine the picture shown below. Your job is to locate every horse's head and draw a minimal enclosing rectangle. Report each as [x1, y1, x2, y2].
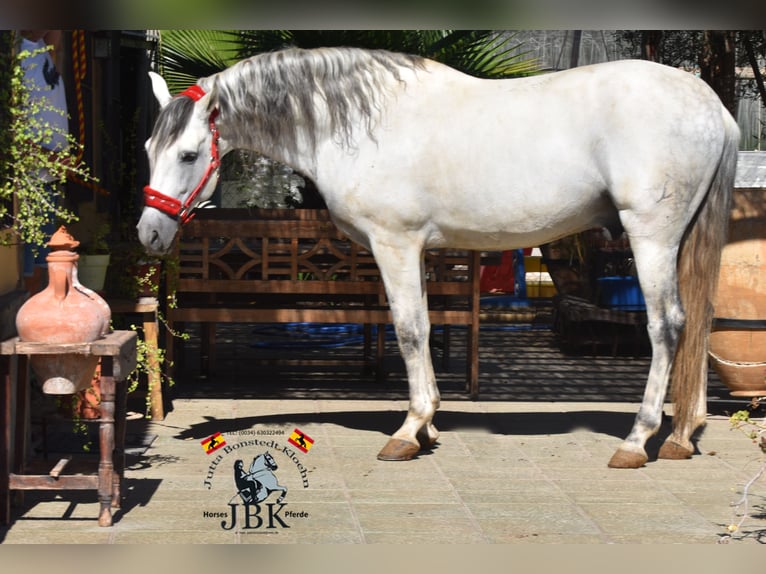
[262, 452, 277, 470]
[137, 72, 226, 256]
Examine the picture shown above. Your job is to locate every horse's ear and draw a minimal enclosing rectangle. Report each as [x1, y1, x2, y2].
[201, 79, 218, 115]
[194, 90, 217, 120]
[148, 71, 172, 108]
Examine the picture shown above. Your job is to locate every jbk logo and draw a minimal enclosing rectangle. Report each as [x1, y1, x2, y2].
[220, 502, 289, 530]
[201, 435, 312, 532]
[214, 451, 304, 531]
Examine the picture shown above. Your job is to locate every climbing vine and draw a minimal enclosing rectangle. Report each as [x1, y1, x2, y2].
[0, 35, 93, 253]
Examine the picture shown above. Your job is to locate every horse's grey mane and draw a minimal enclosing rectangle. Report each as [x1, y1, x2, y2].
[206, 47, 425, 156]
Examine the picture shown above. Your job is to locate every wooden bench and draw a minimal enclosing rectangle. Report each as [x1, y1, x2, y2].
[167, 209, 481, 396]
[552, 294, 648, 356]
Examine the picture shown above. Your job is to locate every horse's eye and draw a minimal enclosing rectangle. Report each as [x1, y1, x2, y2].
[179, 151, 198, 163]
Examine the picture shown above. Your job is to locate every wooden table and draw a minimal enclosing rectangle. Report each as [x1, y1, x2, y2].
[0, 330, 137, 527]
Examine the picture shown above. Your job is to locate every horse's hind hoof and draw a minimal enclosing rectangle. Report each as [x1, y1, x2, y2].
[607, 448, 648, 469]
[658, 440, 693, 460]
[416, 424, 439, 450]
[377, 438, 420, 461]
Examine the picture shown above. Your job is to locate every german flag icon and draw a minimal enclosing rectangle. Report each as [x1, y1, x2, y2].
[201, 432, 226, 454]
[288, 428, 314, 453]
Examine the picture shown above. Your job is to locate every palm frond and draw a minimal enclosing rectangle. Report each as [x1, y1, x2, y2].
[431, 31, 539, 78]
[233, 30, 295, 59]
[159, 30, 241, 93]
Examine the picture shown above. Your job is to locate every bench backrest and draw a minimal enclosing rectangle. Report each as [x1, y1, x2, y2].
[171, 209, 479, 307]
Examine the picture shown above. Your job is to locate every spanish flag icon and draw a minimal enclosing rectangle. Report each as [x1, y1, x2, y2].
[201, 432, 226, 454]
[288, 428, 314, 453]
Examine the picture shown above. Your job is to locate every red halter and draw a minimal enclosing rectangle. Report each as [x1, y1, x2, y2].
[143, 85, 221, 224]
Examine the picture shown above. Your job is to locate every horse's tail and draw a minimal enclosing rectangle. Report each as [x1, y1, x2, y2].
[670, 107, 739, 439]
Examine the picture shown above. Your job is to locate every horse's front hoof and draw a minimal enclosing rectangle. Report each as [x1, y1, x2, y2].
[377, 438, 420, 461]
[607, 448, 648, 469]
[658, 440, 693, 460]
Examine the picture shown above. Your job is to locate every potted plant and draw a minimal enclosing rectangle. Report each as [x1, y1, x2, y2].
[76, 220, 111, 292]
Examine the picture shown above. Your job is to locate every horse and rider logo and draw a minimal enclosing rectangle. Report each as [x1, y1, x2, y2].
[232, 452, 288, 504]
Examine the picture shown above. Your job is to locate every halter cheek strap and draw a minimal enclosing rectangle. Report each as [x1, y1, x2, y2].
[143, 85, 220, 224]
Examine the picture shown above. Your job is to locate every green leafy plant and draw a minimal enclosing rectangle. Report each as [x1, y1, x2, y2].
[111, 254, 188, 419]
[126, 311, 189, 419]
[0, 40, 95, 253]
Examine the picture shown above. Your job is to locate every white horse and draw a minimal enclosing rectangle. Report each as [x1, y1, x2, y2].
[138, 47, 739, 468]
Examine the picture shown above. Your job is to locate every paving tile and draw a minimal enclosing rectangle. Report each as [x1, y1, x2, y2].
[348, 489, 462, 504]
[363, 529, 488, 544]
[457, 480, 569, 504]
[238, 529, 365, 544]
[605, 533, 722, 544]
[481, 529, 606, 544]
[552, 479, 683, 504]
[112, 530, 239, 544]
[471, 502, 601, 535]
[578, 501, 715, 536]
[1, 529, 115, 544]
[358, 516, 481, 538]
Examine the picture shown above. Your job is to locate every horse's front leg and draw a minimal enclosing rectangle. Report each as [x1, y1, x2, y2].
[372, 239, 440, 461]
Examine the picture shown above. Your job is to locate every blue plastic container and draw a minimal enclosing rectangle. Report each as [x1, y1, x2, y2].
[596, 276, 646, 311]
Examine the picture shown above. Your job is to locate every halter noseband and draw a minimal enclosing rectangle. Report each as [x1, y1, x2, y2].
[143, 85, 220, 224]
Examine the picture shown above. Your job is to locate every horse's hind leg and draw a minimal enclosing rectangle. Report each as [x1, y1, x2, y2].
[372, 238, 440, 461]
[656, 290, 709, 461]
[608, 236, 686, 469]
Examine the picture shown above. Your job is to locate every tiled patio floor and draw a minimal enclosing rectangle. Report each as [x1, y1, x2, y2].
[2, 317, 764, 544]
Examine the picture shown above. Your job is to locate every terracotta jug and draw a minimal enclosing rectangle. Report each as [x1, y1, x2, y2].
[16, 227, 111, 394]
[709, 188, 766, 397]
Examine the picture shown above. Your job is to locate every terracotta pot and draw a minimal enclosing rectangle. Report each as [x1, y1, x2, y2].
[57, 361, 102, 419]
[709, 188, 766, 397]
[76, 361, 102, 419]
[15, 227, 111, 395]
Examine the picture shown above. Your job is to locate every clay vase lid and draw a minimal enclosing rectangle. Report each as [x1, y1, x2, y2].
[47, 226, 80, 251]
